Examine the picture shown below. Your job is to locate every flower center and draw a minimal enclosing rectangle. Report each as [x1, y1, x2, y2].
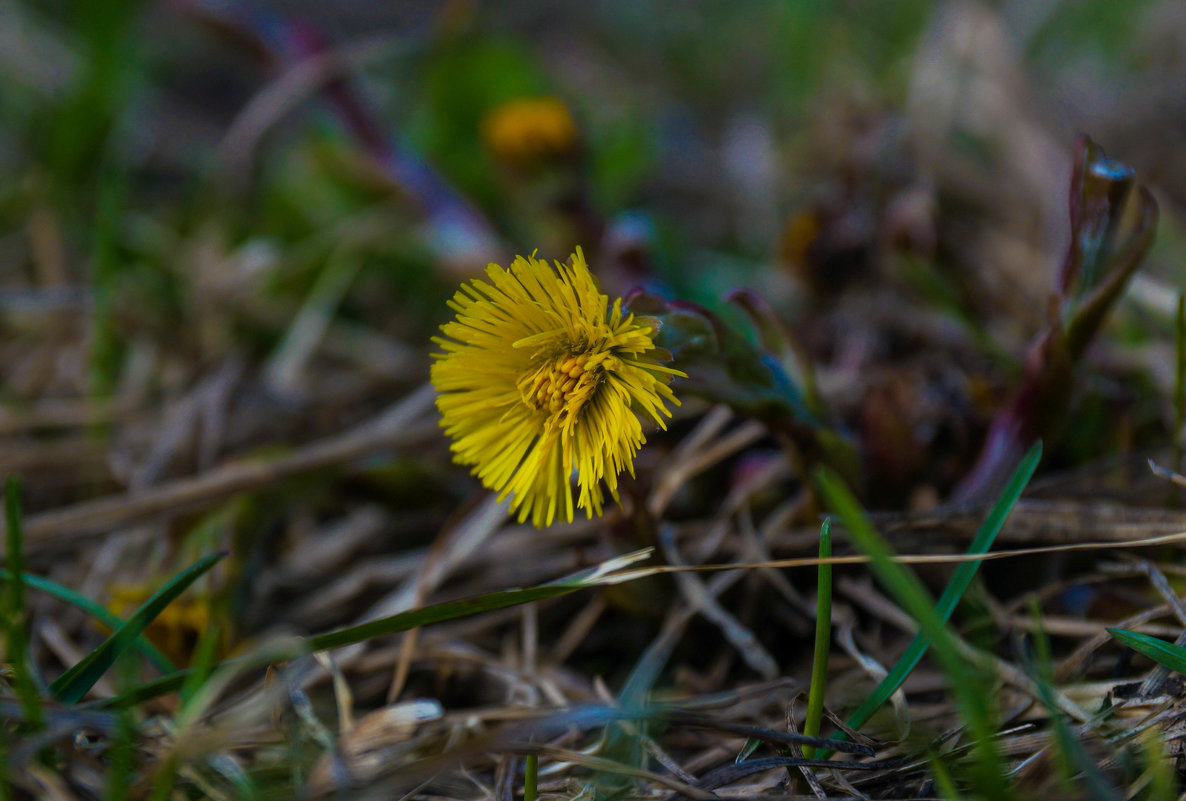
[521, 353, 597, 416]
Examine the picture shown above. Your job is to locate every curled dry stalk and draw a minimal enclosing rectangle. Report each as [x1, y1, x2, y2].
[955, 136, 1160, 503]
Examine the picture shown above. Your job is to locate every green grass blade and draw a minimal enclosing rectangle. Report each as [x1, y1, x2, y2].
[1142, 729, 1176, 801]
[814, 467, 1011, 801]
[304, 565, 625, 652]
[734, 738, 761, 763]
[801, 517, 832, 760]
[49, 551, 227, 704]
[1029, 603, 1119, 801]
[302, 584, 573, 652]
[0, 568, 174, 674]
[146, 756, 178, 801]
[95, 551, 652, 708]
[927, 749, 962, 801]
[103, 655, 138, 801]
[4, 478, 43, 727]
[829, 441, 1041, 749]
[178, 622, 222, 710]
[1107, 628, 1186, 675]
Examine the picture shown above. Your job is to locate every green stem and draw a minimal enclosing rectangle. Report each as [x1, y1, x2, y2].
[801, 518, 832, 760]
[524, 753, 538, 801]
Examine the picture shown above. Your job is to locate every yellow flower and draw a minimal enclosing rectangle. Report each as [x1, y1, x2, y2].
[105, 583, 219, 666]
[431, 248, 683, 527]
[481, 97, 579, 167]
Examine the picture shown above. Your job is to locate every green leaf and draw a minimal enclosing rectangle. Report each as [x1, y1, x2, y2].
[625, 291, 860, 483]
[50, 552, 226, 704]
[828, 441, 1041, 750]
[1108, 628, 1186, 676]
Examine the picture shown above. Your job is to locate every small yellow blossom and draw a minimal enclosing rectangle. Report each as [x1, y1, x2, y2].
[481, 97, 579, 167]
[106, 583, 217, 666]
[431, 248, 683, 527]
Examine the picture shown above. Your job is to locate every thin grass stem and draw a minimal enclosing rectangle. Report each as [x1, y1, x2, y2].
[524, 753, 539, 801]
[801, 517, 832, 760]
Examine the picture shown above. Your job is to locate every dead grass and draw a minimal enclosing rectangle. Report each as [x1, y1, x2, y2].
[5, 2, 1186, 799]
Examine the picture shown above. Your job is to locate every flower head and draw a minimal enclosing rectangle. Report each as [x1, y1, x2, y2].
[481, 97, 579, 167]
[432, 248, 683, 527]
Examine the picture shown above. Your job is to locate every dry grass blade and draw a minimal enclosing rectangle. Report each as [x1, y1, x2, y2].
[10, 385, 436, 553]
